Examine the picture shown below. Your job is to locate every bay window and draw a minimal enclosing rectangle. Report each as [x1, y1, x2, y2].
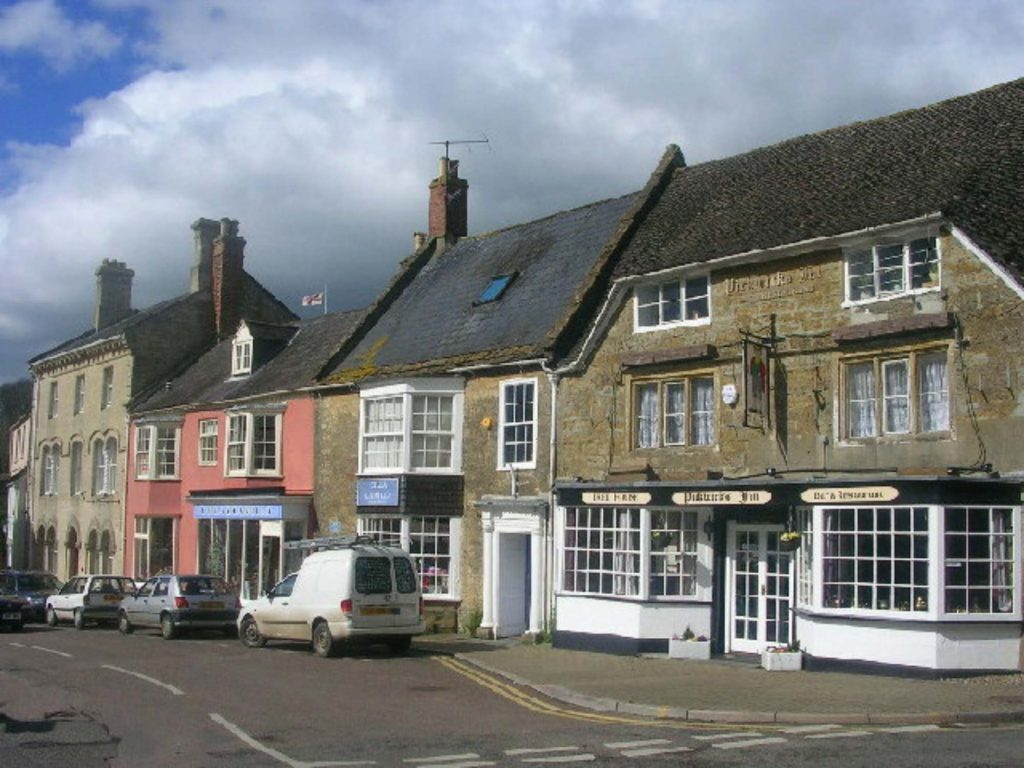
[357, 515, 459, 598]
[843, 350, 949, 439]
[359, 381, 464, 474]
[634, 375, 714, 448]
[226, 410, 281, 476]
[135, 423, 180, 479]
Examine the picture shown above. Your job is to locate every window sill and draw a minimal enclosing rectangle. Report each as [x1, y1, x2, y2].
[838, 431, 952, 446]
[634, 317, 712, 334]
[841, 286, 941, 310]
[797, 607, 1022, 623]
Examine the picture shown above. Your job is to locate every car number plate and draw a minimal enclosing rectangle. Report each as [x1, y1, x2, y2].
[361, 606, 399, 616]
[201, 601, 224, 609]
[2, 612, 21, 620]
[103, 595, 121, 602]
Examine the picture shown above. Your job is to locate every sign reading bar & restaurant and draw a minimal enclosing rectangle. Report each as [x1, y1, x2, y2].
[799, 486, 899, 503]
[672, 490, 772, 506]
[581, 492, 652, 506]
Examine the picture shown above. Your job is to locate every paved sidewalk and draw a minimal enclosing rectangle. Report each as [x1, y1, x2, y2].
[415, 635, 1024, 725]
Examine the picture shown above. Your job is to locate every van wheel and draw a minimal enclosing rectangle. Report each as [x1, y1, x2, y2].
[312, 621, 335, 658]
[387, 636, 412, 654]
[239, 616, 265, 648]
[160, 614, 177, 640]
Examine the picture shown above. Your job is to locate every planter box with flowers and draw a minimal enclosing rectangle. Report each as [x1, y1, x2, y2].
[761, 642, 803, 671]
[668, 627, 711, 660]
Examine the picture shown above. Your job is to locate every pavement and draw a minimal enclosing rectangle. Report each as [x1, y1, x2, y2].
[414, 634, 1024, 726]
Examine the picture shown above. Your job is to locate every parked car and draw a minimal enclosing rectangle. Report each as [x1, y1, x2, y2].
[45, 575, 137, 629]
[0, 570, 62, 622]
[237, 540, 424, 657]
[118, 574, 239, 639]
[0, 594, 27, 632]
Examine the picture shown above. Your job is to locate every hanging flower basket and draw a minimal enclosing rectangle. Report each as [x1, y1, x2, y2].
[778, 531, 800, 552]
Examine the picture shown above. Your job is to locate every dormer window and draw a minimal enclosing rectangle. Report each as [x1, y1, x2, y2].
[635, 275, 710, 331]
[232, 333, 253, 376]
[844, 235, 940, 304]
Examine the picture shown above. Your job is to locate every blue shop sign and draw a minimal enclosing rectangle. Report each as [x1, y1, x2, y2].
[357, 478, 400, 507]
[193, 504, 283, 520]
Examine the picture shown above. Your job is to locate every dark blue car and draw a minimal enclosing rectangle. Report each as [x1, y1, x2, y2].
[0, 570, 62, 623]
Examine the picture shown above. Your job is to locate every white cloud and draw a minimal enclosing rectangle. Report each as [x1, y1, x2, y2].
[0, 0, 120, 71]
[1, 0, 1023, 381]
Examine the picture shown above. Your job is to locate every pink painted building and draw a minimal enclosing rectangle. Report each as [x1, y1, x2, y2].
[124, 311, 363, 598]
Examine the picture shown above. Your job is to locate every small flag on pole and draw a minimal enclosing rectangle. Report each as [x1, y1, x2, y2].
[301, 292, 324, 307]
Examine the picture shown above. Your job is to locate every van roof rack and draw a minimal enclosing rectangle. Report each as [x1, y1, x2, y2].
[283, 535, 379, 551]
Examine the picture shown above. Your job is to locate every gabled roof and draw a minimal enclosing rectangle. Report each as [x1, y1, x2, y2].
[136, 308, 366, 412]
[323, 193, 642, 380]
[614, 77, 1024, 282]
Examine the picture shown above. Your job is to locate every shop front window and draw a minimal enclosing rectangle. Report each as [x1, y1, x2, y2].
[562, 506, 641, 597]
[649, 510, 698, 597]
[944, 507, 1014, 614]
[357, 515, 458, 598]
[134, 517, 175, 579]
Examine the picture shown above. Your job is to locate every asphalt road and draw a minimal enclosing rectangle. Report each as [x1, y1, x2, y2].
[1, 623, 1022, 767]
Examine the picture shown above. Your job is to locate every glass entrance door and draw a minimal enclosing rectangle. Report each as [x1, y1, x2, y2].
[258, 521, 282, 598]
[729, 524, 793, 653]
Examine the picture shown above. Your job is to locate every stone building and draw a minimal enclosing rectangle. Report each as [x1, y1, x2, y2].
[314, 155, 675, 635]
[549, 79, 1024, 674]
[27, 218, 294, 580]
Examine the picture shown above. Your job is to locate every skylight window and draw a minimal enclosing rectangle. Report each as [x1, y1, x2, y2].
[477, 273, 516, 305]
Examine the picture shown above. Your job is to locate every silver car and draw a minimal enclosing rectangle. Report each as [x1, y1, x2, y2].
[118, 574, 239, 639]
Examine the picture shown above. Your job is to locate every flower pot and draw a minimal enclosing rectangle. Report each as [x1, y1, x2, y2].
[761, 650, 802, 671]
[668, 638, 711, 660]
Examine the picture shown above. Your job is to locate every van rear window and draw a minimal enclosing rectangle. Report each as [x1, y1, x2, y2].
[393, 557, 418, 594]
[355, 557, 392, 595]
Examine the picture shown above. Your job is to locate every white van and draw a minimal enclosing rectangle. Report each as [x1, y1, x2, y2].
[237, 539, 425, 657]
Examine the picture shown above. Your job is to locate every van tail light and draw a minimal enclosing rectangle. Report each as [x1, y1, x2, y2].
[340, 599, 353, 616]
[174, 596, 189, 609]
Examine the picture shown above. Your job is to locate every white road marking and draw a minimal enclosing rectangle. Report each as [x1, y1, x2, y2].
[621, 746, 693, 757]
[101, 664, 183, 696]
[691, 732, 760, 741]
[30, 645, 72, 658]
[713, 737, 789, 750]
[781, 724, 842, 733]
[505, 747, 580, 756]
[408, 763, 493, 768]
[881, 725, 942, 733]
[210, 713, 376, 767]
[604, 739, 671, 749]
[520, 756, 595, 764]
[404, 755, 480, 764]
[805, 730, 871, 739]
[9, 642, 26, 647]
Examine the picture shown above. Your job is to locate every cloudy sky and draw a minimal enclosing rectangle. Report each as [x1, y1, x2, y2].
[0, 0, 1021, 384]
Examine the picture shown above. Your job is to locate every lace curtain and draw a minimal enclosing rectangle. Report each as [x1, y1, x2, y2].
[918, 355, 949, 432]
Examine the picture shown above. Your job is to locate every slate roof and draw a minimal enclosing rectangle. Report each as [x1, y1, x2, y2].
[614, 77, 1024, 282]
[136, 308, 365, 412]
[325, 193, 641, 379]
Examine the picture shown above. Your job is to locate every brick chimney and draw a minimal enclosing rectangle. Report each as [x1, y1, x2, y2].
[211, 218, 245, 338]
[190, 218, 220, 293]
[428, 157, 468, 247]
[93, 259, 134, 330]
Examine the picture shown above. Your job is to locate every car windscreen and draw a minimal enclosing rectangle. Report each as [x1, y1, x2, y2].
[393, 558, 418, 594]
[19, 574, 60, 591]
[178, 577, 231, 596]
[355, 557, 393, 595]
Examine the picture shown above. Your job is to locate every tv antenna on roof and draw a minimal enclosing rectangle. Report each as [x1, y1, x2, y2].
[429, 135, 490, 160]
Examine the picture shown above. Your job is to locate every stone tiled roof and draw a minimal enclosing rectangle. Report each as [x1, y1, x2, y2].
[614, 78, 1024, 282]
[135, 308, 365, 412]
[325, 193, 641, 379]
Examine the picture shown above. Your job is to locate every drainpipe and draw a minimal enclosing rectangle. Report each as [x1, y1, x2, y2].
[542, 365, 559, 635]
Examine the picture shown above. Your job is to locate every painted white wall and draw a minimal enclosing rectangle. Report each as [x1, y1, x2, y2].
[557, 594, 712, 640]
[799, 615, 1021, 671]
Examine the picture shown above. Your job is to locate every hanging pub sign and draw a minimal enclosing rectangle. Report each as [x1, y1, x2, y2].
[744, 338, 770, 421]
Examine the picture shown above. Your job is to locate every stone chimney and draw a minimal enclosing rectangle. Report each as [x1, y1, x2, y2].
[427, 157, 468, 247]
[190, 218, 220, 293]
[94, 259, 134, 330]
[211, 218, 246, 339]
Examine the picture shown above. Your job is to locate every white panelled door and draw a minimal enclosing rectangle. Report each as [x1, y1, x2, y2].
[727, 524, 794, 653]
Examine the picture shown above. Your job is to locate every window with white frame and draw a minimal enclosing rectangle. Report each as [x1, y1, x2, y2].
[357, 515, 459, 598]
[232, 338, 252, 376]
[134, 517, 174, 579]
[635, 275, 710, 330]
[135, 424, 180, 479]
[74, 375, 85, 415]
[634, 376, 715, 449]
[845, 236, 940, 303]
[198, 419, 219, 465]
[499, 379, 537, 468]
[649, 510, 699, 598]
[101, 366, 114, 410]
[944, 507, 1014, 614]
[92, 436, 118, 495]
[70, 441, 83, 495]
[40, 444, 59, 495]
[47, 382, 58, 419]
[563, 506, 641, 597]
[844, 350, 949, 439]
[359, 382, 464, 474]
[226, 411, 281, 476]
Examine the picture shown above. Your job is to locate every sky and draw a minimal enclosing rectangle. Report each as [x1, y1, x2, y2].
[0, 0, 1022, 385]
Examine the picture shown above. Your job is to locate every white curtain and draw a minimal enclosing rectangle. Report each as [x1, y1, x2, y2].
[613, 509, 639, 596]
[918, 355, 949, 432]
[665, 382, 685, 444]
[883, 361, 909, 433]
[636, 384, 659, 448]
[690, 378, 714, 445]
[992, 508, 1013, 613]
[848, 363, 876, 437]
